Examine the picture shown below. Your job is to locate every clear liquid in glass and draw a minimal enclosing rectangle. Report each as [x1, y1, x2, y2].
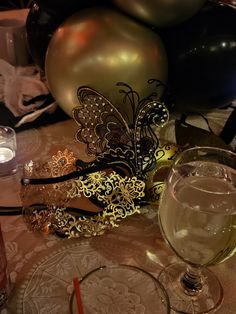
[159, 161, 236, 267]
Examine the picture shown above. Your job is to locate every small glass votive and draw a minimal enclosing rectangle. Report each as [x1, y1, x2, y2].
[0, 126, 17, 177]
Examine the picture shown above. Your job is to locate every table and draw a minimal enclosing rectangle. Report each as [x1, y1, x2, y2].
[0, 119, 236, 314]
[0, 5, 235, 312]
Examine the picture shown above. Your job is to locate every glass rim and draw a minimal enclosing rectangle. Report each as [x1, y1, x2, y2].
[70, 264, 171, 314]
[170, 146, 236, 197]
[173, 146, 236, 166]
[0, 125, 16, 137]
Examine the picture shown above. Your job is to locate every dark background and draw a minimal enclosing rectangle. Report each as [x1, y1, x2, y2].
[0, 0, 32, 10]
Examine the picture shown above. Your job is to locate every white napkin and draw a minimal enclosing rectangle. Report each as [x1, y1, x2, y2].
[0, 58, 56, 126]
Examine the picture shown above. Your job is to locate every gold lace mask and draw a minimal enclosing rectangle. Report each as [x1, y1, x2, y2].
[21, 82, 179, 238]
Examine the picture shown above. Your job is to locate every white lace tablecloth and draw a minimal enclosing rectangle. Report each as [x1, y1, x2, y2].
[1, 212, 236, 314]
[0, 119, 235, 314]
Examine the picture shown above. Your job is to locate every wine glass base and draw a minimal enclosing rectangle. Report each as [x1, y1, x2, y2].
[158, 263, 223, 314]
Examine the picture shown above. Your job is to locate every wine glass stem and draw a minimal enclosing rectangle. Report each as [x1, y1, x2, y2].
[181, 265, 203, 296]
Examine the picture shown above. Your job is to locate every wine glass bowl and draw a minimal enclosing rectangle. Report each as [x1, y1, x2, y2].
[158, 146, 236, 313]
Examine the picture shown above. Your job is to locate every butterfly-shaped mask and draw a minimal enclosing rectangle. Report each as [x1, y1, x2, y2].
[73, 82, 169, 179]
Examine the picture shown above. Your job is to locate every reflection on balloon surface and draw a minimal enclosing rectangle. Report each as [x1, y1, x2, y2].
[45, 7, 168, 118]
[26, 1, 112, 69]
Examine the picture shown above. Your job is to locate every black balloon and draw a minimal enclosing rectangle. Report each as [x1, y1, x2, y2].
[157, 2, 236, 112]
[37, 0, 111, 14]
[26, 1, 112, 69]
[26, 3, 62, 69]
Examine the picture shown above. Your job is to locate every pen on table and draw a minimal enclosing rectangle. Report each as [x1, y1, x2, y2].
[73, 277, 84, 314]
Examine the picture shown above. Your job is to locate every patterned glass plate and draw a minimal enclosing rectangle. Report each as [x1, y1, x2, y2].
[70, 264, 170, 314]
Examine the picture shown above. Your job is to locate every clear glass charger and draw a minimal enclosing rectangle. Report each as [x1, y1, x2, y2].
[70, 264, 170, 314]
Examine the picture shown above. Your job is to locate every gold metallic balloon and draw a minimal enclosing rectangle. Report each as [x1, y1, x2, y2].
[113, 0, 206, 27]
[45, 7, 168, 117]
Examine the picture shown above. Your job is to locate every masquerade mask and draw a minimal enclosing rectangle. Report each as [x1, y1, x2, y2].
[21, 81, 178, 238]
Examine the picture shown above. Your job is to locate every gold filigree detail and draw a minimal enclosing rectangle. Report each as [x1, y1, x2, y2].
[22, 150, 77, 207]
[23, 205, 59, 235]
[78, 172, 145, 223]
[53, 207, 114, 238]
[48, 149, 76, 176]
[22, 150, 145, 238]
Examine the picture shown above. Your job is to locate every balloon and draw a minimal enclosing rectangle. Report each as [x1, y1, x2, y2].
[26, 1, 112, 69]
[113, 0, 206, 27]
[45, 8, 168, 118]
[145, 143, 179, 205]
[26, 3, 64, 69]
[158, 2, 236, 112]
[37, 0, 111, 14]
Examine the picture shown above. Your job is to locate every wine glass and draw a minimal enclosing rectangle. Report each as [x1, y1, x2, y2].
[158, 146, 236, 313]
